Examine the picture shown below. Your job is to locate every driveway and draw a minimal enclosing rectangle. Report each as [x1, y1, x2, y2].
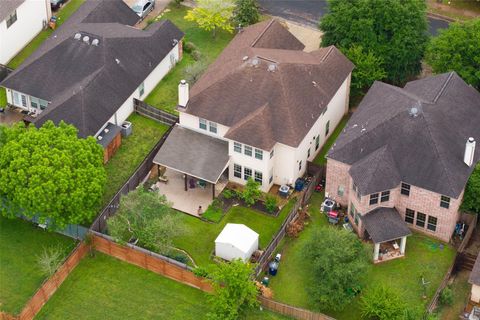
[258, 0, 449, 35]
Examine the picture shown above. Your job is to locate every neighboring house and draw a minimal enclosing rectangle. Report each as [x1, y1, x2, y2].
[325, 72, 480, 262]
[0, 0, 51, 65]
[1, 0, 183, 162]
[154, 19, 353, 194]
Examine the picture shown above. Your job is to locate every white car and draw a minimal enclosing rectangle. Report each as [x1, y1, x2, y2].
[132, 0, 155, 19]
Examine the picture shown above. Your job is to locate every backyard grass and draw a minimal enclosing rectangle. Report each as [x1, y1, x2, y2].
[7, 0, 85, 69]
[313, 116, 350, 165]
[101, 114, 169, 207]
[0, 216, 75, 314]
[268, 193, 456, 319]
[173, 199, 296, 267]
[35, 253, 291, 319]
[144, 5, 235, 114]
[0, 88, 6, 108]
[438, 270, 471, 320]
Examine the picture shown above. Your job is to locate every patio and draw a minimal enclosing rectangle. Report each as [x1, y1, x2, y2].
[0, 106, 25, 125]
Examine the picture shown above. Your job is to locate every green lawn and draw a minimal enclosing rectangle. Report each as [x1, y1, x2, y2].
[101, 114, 169, 207]
[35, 253, 290, 319]
[313, 116, 350, 165]
[0, 216, 75, 314]
[7, 0, 85, 69]
[438, 270, 471, 320]
[0, 88, 6, 108]
[144, 5, 235, 114]
[268, 193, 456, 319]
[173, 200, 296, 267]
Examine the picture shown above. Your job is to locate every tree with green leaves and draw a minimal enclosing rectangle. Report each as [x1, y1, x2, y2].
[360, 285, 407, 320]
[234, 0, 260, 27]
[342, 45, 387, 97]
[185, 0, 236, 38]
[320, 0, 428, 85]
[242, 178, 262, 206]
[302, 227, 369, 311]
[207, 259, 258, 320]
[107, 189, 183, 254]
[0, 121, 105, 227]
[425, 19, 480, 89]
[462, 163, 480, 214]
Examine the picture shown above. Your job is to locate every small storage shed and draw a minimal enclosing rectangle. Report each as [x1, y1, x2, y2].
[215, 223, 259, 262]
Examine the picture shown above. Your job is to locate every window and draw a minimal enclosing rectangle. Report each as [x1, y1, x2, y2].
[401, 183, 410, 196]
[354, 211, 360, 226]
[6, 10, 17, 28]
[21, 95, 27, 107]
[209, 121, 217, 134]
[39, 99, 47, 110]
[405, 209, 415, 224]
[315, 135, 320, 150]
[243, 167, 252, 180]
[30, 97, 38, 109]
[380, 190, 390, 202]
[440, 196, 450, 209]
[337, 185, 344, 197]
[353, 182, 361, 200]
[199, 118, 207, 130]
[427, 216, 437, 232]
[13, 92, 20, 106]
[298, 160, 302, 171]
[138, 82, 145, 96]
[416, 212, 426, 228]
[325, 120, 330, 136]
[369, 193, 379, 205]
[244, 145, 252, 157]
[350, 204, 360, 225]
[254, 171, 263, 184]
[234, 142, 242, 153]
[233, 164, 242, 178]
[255, 149, 263, 160]
[269, 168, 273, 184]
[270, 149, 274, 159]
[307, 148, 311, 158]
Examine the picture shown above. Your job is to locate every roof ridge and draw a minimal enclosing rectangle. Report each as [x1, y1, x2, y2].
[250, 19, 275, 47]
[227, 103, 269, 133]
[433, 71, 454, 103]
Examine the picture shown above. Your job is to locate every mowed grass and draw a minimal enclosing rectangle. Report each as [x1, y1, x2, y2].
[313, 115, 349, 165]
[35, 253, 291, 319]
[439, 270, 471, 320]
[0, 216, 75, 314]
[173, 200, 296, 267]
[268, 193, 456, 319]
[0, 88, 6, 108]
[144, 5, 234, 114]
[101, 114, 169, 208]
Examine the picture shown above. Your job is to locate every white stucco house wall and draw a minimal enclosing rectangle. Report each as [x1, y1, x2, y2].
[0, 0, 51, 65]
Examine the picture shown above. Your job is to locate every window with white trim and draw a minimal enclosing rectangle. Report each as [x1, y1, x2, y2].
[416, 212, 426, 228]
[30, 97, 39, 109]
[380, 190, 390, 202]
[254, 171, 262, 184]
[307, 148, 311, 158]
[209, 121, 217, 134]
[255, 148, 263, 160]
[427, 216, 437, 232]
[138, 82, 145, 96]
[6, 10, 17, 28]
[244, 145, 252, 157]
[401, 183, 410, 196]
[405, 208, 415, 224]
[369, 193, 379, 205]
[315, 135, 320, 150]
[199, 118, 207, 130]
[337, 185, 344, 197]
[234, 142, 242, 153]
[440, 196, 450, 209]
[270, 149, 274, 159]
[298, 160, 302, 171]
[39, 99, 47, 110]
[325, 120, 330, 136]
[244, 167, 252, 180]
[233, 164, 242, 178]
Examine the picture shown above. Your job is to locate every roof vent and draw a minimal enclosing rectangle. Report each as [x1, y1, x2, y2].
[115, 58, 120, 64]
[74, 33, 81, 40]
[92, 39, 99, 46]
[251, 58, 259, 67]
[82, 36, 90, 44]
[172, 39, 178, 47]
[104, 128, 109, 133]
[267, 64, 277, 72]
[409, 107, 419, 117]
[242, 55, 249, 61]
[97, 136, 103, 141]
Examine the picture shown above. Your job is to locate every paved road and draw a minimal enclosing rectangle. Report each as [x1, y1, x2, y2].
[258, 0, 449, 35]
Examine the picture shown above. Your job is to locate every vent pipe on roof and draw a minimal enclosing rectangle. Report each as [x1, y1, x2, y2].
[178, 80, 189, 108]
[464, 137, 476, 167]
[92, 39, 99, 46]
[74, 33, 81, 40]
[83, 36, 90, 44]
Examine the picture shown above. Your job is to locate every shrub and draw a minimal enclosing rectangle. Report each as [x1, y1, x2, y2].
[439, 286, 454, 306]
[183, 41, 198, 53]
[234, 0, 260, 27]
[242, 178, 262, 206]
[36, 246, 65, 276]
[166, 251, 189, 264]
[265, 195, 278, 213]
[203, 199, 224, 222]
[222, 189, 234, 199]
[193, 265, 210, 278]
[191, 49, 202, 61]
[184, 60, 208, 84]
[360, 285, 406, 320]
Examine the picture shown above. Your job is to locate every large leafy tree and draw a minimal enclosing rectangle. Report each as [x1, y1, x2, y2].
[0, 121, 105, 227]
[207, 259, 258, 320]
[462, 163, 480, 214]
[234, 0, 260, 27]
[302, 227, 369, 311]
[107, 189, 183, 254]
[185, 0, 236, 38]
[320, 0, 428, 85]
[360, 285, 407, 320]
[425, 19, 480, 89]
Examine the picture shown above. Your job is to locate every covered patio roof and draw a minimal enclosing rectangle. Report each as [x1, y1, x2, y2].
[361, 207, 412, 243]
[153, 125, 230, 184]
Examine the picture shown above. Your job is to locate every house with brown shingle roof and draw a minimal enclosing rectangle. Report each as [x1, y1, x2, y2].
[153, 19, 353, 199]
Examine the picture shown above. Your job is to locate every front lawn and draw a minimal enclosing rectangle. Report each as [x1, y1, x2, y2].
[0, 216, 75, 314]
[173, 199, 296, 267]
[268, 193, 456, 319]
[7, 0, 85, 69]
[144, 5, 235, 114]
[313, 115, 349, 165]
[101, 114, 169, 208]
[35, 253, 290, 319]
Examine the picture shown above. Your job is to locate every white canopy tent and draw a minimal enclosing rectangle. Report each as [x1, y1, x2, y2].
[215, 223, 259, 262]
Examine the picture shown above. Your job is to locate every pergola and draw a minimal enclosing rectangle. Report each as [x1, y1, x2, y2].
[361, 207, 412, 263]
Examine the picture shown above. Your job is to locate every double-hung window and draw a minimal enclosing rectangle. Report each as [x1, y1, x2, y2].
[380, 190, 390, 202]
[30, 97, 39, 109]
[209, 122, 217, 134]
[405, 209, 415, 224]
[440, 196, 450, 209]
[416, 212, 426, 228]
[199, 118, 207, 130]
[255, 149, 263, 160]
[39, 100, 48, 110]
[244, 145, 252, 157]
[307, 148, 311, 158]
[369, 193, 379, 205]
[254, 171, 263, 184]
[401, 183, 410, 196]
[233, 164, 242, 178]
[427, 216, 437, 232]
[244, 167, 252, 181]
[6, 10, 17, 28]
[234, 142, 242, 153]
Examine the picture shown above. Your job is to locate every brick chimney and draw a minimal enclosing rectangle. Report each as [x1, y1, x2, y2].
[464, 137, 476, 167]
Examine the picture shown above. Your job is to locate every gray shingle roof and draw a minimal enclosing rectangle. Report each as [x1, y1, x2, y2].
[469, 253, 480, 286]
[1, 0, 183, 137]
[328, 72, 480, 198]
[361, 207, 412, 243]
[153, 125, 230, 183]
[182, 19, 354, 150]
[0, 0, 25, 22]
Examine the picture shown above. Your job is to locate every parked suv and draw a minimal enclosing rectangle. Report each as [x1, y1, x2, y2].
[50, 0, 68, 11]
[131, 0, 155, 20]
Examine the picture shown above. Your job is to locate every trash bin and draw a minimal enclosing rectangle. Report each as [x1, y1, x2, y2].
[121, 121, 132, 137]
[268, 261, 279, 276]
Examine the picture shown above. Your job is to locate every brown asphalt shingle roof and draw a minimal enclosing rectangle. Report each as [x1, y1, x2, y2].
[182, 19, 354, 150]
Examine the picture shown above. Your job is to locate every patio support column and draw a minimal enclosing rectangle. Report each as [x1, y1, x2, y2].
[373, 242, 380, 261]
[184, 174, 188, 191]
[212, 183, 215, 199]
[400, 236, 407, 255]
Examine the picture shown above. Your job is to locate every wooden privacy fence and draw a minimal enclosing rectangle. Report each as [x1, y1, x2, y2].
[17, 243, 88, 320]
[91, 232, 213, 292]
[134, 99, 179, 126]
[259, 297, 335, 320]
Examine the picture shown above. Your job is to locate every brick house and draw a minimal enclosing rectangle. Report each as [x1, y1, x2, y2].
[325, 72, 480, 262]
